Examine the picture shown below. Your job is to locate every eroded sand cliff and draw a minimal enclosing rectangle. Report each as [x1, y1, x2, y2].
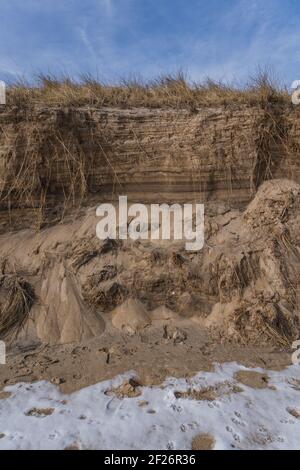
[1, 103, 300, 389]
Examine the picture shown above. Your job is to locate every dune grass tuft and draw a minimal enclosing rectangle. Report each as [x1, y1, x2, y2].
[6, 70, 289, 109]
[0, 269, 35, 340]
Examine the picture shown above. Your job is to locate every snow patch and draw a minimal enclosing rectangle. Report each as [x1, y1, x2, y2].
[0, 363, 300, 450]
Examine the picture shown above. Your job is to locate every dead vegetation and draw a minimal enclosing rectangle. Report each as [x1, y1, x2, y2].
[227, 301, 297, 347]
[6, 71, 288, 109]
[0, 262, 35, 340]
[105, 377, 142, 399]
[174, 381, 243, 401]
[0, 106, 111, 226]
[71, 237, 101, 271]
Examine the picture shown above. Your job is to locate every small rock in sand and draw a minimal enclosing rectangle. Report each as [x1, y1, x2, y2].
[287, 407, 300, 419]
[112, 298, 151, 334]
[25, 407, 54, 418]
[138, 400, 149, 407]
[51, 377, 65, 385]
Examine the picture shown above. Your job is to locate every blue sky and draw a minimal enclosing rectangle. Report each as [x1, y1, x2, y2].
[0, 0, 300, 85]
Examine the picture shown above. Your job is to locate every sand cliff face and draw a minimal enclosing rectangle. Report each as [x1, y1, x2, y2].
[0, 105, 300, 347]
[1, 104, 300, 213]
[0, 104, 288, 213]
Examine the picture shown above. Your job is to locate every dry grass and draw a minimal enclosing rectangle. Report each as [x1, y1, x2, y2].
[229, 301, 296, 346]
[0, 108, 102, 225]
[6, 71, 289, 109]
[174, 381, 243, 401]
[0, 270, 35, 340]
[71, 238, 100, 271]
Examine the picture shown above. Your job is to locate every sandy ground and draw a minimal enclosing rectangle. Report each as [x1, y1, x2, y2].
[0, 320, 293, 394]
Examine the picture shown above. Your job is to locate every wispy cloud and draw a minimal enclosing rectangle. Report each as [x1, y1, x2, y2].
[103, 0, 114, 16]
[0, 0, 299, 84]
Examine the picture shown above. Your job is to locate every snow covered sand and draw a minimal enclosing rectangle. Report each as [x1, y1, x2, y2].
[0, 362, 299, 450]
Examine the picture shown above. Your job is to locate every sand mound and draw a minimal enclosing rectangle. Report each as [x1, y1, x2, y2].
[35, 263, 105, 344]
[203, 179, 300, 344]
[150, 306, 178, 321]
[112, 298, 151, 334]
